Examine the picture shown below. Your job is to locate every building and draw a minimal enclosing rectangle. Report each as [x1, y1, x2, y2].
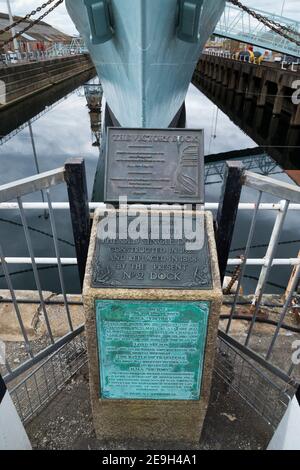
[206, 36, 246, 53]
[0, 12, 71, 53]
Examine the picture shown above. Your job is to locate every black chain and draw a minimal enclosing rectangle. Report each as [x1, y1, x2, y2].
[1, 0, 64, 47]
[228, 0, 300, 47]
[0, 0, 58, 36]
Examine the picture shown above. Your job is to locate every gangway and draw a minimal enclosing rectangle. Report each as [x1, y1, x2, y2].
[46, 38, 87, 58]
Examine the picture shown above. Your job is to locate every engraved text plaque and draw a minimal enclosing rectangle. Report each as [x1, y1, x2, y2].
[104, 128, 204, 204]
[96, 300, 210, 400]
[92, 213, 212, 290]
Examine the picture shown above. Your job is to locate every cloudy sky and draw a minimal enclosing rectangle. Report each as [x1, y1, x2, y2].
[0, 0, 299, 35]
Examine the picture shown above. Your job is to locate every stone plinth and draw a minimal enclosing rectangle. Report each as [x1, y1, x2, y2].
[83, 209, 222, 445]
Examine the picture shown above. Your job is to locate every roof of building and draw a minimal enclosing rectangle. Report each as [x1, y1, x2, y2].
[0, 12, 71, 43]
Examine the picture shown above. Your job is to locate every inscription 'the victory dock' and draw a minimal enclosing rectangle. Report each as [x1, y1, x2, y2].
[104, 128, 205, 204]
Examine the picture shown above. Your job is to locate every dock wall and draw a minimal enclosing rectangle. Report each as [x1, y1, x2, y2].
[194, 55, 300, 127]
[0, 55, 95, 109]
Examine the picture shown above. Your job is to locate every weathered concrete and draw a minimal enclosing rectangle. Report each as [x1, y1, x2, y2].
[1, 290, 297, 345]
[0, 55, 94, 109]
[1, 68, 95, 142]
[82, 210, 223, 445]
[192, 69, 300, 174]
[22, 313, 300, 449]
[0, 290, 84, 341]
[196, 55, 300, 126]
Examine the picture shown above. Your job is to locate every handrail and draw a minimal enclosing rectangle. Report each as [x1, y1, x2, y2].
[1, 202, 300, 211]
[1, 257, 300, 266]
[0, 167, 65, 203]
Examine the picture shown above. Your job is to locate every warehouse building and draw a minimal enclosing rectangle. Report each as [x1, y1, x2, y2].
[0, 12, 71, 53]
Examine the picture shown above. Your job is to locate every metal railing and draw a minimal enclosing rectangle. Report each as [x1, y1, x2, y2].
[9, 330, 293, 429]
[216, 3, 300, 57]
[203, 50, 300, 70]
[0, 41, 87, 67]
[0, 161, 300, 421]
[10, 332, 87, 424]
[215, 335, 293, 430]
[0, 160, 90, 384]
[1, 201, 300, 269]
[45, 40, 87, 58]
[216, 162, 300, 385]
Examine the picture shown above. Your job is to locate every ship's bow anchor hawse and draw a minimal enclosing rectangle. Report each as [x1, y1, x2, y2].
[66, 0, 226, 128]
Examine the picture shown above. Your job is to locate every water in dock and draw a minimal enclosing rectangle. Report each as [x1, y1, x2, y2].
[0, 74, 299, 295]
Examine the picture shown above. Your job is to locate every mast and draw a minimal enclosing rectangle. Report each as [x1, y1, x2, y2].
[6, 0, 19, 52]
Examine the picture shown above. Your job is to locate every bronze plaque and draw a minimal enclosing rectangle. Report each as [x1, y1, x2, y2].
[96, 300, 210, 400]
[92, 213, 212, 290]
[104, 128, 204, 204]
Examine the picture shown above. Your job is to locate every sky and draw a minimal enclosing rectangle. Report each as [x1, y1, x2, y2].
[0, 0, 299, 36]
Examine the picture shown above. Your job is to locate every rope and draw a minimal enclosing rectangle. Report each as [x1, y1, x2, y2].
[1, 0, 64, 47]
[227, 0, 300, 47]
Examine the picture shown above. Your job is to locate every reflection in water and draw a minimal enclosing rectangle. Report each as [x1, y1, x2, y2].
[0, 79, 299, 294]
[193, 77, 300, 172]
[84, 83, 103, 147]
[205, 151, 281, 185]
[0, 70, 96, 146]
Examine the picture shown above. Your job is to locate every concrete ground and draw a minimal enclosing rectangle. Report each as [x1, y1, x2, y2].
[2, 290, 299, 450]
[25, 365, 273, 451]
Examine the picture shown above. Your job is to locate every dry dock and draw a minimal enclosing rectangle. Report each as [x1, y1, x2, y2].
[0, 55, 94, 109]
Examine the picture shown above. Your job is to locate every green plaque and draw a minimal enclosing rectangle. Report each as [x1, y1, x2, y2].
[96, 300, 209, 400]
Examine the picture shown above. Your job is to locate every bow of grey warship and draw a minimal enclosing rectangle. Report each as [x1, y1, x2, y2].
[66, 0, 226, 128]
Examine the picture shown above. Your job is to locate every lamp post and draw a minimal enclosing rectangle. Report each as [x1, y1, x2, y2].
[281, 0, 286, 16]
[6, 0, 19, 52]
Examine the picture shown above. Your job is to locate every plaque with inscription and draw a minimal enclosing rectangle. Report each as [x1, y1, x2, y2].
[96, 300, 209, 400]
[104, 128, 204, 204]
[92, 213, 212, 290]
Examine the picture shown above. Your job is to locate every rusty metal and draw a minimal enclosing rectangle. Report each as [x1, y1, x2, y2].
[223, 255, 244, 295]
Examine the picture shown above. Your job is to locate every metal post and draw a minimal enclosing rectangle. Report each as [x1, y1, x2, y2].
[0, 242, 33, 357]
[216, 161, 244, 284]
[266, 262, 300, 361]
[6, 0, 19, 53]
[65, 158, 91, 288]
[28, 120, 47, 214]
[246, 199, 290, 347]
[226, 191, 262, 334]
[46, 189, 73, 332]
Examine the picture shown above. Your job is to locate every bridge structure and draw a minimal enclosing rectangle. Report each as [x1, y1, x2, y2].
[205, 152, 280, 186]
[46, 38, 88, 58]
[215, 3, 300, 58]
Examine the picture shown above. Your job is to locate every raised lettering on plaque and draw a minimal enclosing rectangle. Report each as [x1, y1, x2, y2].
[104, 128, 204, 204]
[92, 213, 212, 290]
[96, 300, 210, 400]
